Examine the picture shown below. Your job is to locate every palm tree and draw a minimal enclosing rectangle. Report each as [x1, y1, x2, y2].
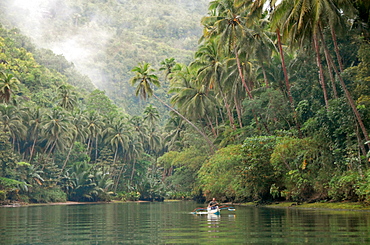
[129, 62, 215, 153]
[143, 104, 160, 128]
[159, 57, 176, 81]
[164, 114, 185, 151]
[57, 84, 77, 111]
[129, 115, 149, 145]
[27, 107, 44, 163]
[201, 0, 253, 99]
[0, 72, 20, 104]
[170, 73, 219, 135]
[272, 0, 369, 145]
[61, 109, 88, 172]
[104, 118, 131, 192]
[125, 135, 143, 184]
[41, 107, 71, 158]
[86, 111, 104, 158]
[0, 104, 26, 150]
[191, 39, 236, 129]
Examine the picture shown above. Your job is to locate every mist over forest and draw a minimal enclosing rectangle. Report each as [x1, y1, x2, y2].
[0, 0, 209, 113]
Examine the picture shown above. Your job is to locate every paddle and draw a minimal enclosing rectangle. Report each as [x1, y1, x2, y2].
[219, 205, 235, 211]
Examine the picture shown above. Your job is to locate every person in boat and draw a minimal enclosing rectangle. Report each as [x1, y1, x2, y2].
[208, 198, 219, 210]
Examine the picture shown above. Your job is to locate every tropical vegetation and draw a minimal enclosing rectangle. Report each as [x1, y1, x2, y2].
[0, 0, 370, 205]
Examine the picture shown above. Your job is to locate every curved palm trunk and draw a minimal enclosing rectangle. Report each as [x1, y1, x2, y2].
[114, 164, 126, 193]
[321, 38, 370, 148]
[234, 48, 253, 99]
[276, 29, 302, 138]
[234, 96, 243, 128]
[330, 26, 344, 72]
[95, 135, 99, 164]
[216, 79, 235, 129]
[206, 115, 217, 137]
[29, 138, 37, 163]
[313, 32, 329, 108]
[152, 93, 215, 153]
[277, 29, 293, 105]
[61, 135, 77, 173]
[318, 25, 338, 98]
[261, 63, 269, 88]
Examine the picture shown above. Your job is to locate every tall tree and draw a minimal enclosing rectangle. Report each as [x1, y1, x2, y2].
[129, 62, 215, 153]
[159, 58, 176, 81]
[191, 39, 236, 129]
[42, 107, 71, 158]
[201, 0, 253, 99]
[143, 104, 160, 128]
[0, 72, 20, 104]
[104, 118, 130, 192]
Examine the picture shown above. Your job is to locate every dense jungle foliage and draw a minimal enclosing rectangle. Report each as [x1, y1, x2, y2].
[1, 0, 370, 205]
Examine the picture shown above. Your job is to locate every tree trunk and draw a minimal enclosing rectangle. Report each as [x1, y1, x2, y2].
[261, 63, 269, 88]
[216, 79, 235, 129]
[234, 96, 243, 128]
[61, 139, 74, 173]
[276, 29, 302, 138]
[330, 26, 344, 72]
[234, 48, 253, 99]
[152, 94, 215, 153]
[322, 40, 370, 147]
[313, 31, 329, 108]
[29, 138, 37, 163]
[318, 25, 338, 98]
[114, 163, 126, 193]
[276, 29, 293, 106]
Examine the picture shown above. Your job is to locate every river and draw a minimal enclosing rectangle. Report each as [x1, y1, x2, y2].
[0, 201, 369, 244]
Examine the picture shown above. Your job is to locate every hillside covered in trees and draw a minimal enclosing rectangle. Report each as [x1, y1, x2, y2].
[0, 0, 209, 115]
[1, 0, 370, 205]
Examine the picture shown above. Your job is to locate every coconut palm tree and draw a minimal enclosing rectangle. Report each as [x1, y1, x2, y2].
[201, 0, 253, 99]
[41, 107, 71, 158]
[86, 111, 104, 158]
[0, 104, 26, 151]
[130, 62, 215, 153]
[27, 107, 44, 163]
[143, 104, 160, 128]
[61, 109, 88, 172]
[129, 115, 149, 145]
[104, 118, 131, 192]
[271, 0, 369, 145]
[159, 57, 176, 81]
[57, 84, 77, 111]
[0, 72, 20, 104]
[170, 75, 219, 135]
[164, 114, 185, 151]
[191, 38, 236, 129]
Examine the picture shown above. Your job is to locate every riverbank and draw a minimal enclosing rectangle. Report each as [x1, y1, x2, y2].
[2, 199, 370, 211]
[232, 201, 370, 211]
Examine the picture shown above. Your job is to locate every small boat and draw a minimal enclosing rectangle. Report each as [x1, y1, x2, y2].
[191, 205, 235, 215]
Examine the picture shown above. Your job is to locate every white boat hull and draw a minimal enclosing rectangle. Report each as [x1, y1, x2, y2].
[194, 206, 220, 215]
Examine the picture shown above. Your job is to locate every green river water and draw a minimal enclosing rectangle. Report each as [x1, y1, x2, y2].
[0, 201, 369, 244]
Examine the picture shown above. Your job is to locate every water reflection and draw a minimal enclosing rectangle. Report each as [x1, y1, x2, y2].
[0, 202, 369, 244]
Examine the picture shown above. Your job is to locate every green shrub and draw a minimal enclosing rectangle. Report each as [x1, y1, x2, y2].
[328, 171, 361, 201]
[356, 169, 370, 204]
[29, 187, 67, 203]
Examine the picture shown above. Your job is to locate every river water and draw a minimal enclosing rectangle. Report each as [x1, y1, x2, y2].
[0, 201, 369, 244]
